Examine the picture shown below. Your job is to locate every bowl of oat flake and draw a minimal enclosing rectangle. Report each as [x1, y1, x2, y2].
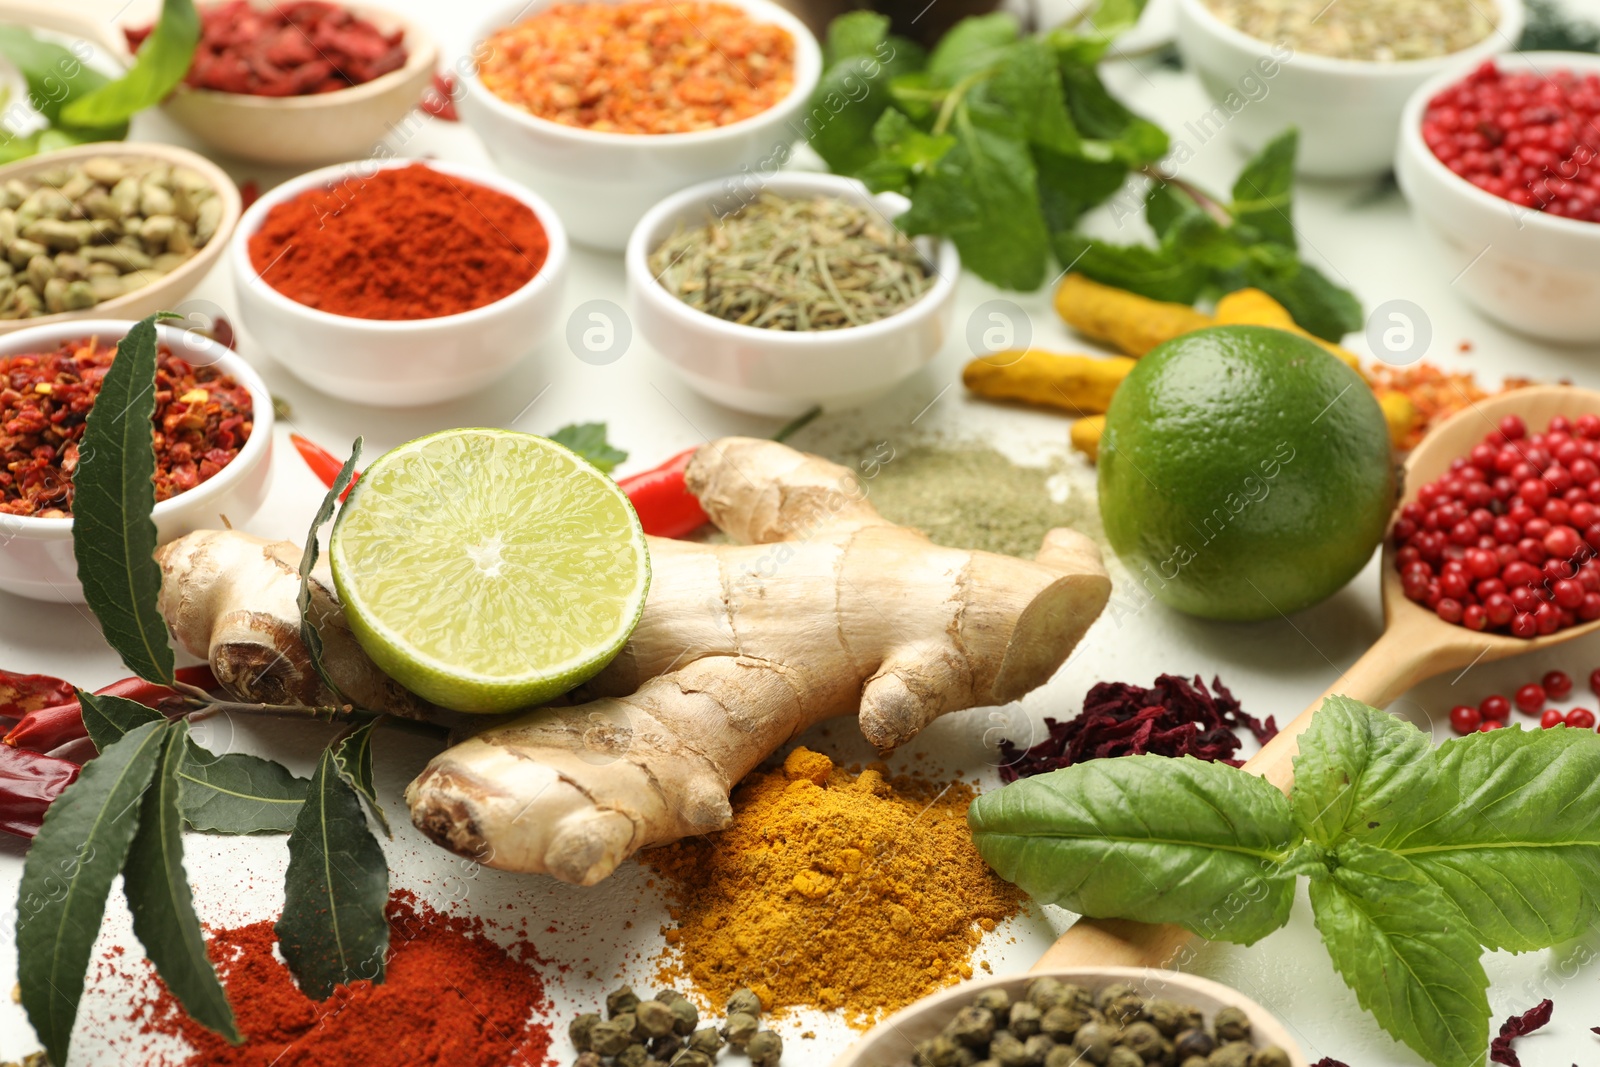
[1176, 0, 1522, 178]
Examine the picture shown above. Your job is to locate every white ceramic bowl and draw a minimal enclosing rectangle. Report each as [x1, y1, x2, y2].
[1176, 0, 1521, 178]
[460, 0, 823, 251]
[229, 158, 568, 407]
[831, 967, 1308, 1067]
[626, 172, 959, 417]
[0, 320, 273, 603]
[1397, 52, 1600, 343]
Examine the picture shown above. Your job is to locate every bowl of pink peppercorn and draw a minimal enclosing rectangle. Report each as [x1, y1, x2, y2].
[1398, 52, 1600, 343]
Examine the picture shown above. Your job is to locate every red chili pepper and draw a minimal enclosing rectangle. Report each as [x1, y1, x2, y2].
[0, 744, 80, 838]
[176, 663, 220, 691]
[422, 72, 459, 121]
[3, 672, 208, 754]
[240, 179, 261, 210]
[618, 447, 709, 538]
[290, 434, 360, 501]
[0, 669, 76, 718]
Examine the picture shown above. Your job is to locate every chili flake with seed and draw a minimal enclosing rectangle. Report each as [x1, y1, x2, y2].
[478, 0, 795, 134]
[1, 338, 253, 518]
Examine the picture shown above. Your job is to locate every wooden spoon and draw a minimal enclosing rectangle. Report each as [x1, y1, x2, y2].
[1035, 384, 1600, 972]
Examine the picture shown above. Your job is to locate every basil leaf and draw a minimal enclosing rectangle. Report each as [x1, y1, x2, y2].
[298, 438, 362, 702]
[982, 38, 1079, 153]
[1241, 251, 1362, 341]
[968, 755, 1302, 945]
[74, 313, 177, 686]
[1052, 232, 1206, 303]
[178, 747, 309, 834]
[1229, 128, 1299, 250]
[549, 423, 626, 474]
[0, 28, 112, 127]
[898, 108, 1050, 291]
[333, 718, 389, 836]
[79, 688, 163, 751]
[1391, 727, 1600, 952]
[926, 13, 1018, 85]
[276, 745, 390, 999]
[1310, 842, 1489, 1067]
[123, 720, 240, 1044]
[15, 719, 166, 1065]
[60, 0, 200, 129]
[1290, 695, 1433, 849]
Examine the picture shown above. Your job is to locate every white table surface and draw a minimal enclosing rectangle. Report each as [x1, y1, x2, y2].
[5, 2, 1600, 1064]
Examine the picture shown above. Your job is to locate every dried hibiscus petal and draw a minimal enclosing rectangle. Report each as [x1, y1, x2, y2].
[1490, 999, 1554, 1066]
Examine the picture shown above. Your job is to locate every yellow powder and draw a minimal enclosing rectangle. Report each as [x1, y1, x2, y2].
[649, 747, 1021, 1027]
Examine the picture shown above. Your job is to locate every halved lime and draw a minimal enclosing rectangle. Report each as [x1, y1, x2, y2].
[329, 428, 651, 713]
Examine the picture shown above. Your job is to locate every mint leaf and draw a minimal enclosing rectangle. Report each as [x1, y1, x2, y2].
[123, 721, 240, 1044]
[1058, 63, 1168, 163]
[1310, 842, 1489, 1067]
[824, 10, 891, 63]
[1037, 148, 1129, 234]
[61, 0, 199, 128]
[549, 423, 626, 474]
[178, 748, 309, 834]
[333, 718, 389, 836]
[1290, 695, 1433, 849]
[74, 313, 177, 686]
[899, 107, 1050, 290]
[1145, 181, 1205, 240]
[1242, 251, 1362, 341]
[982, 38, 1079, 153]
[1230, 129, 1299, 249]
[16, 719, 166, 1065]
[1052, 233, 1205, 302]
[859, 108, 956, 194]
[1392, 727, 1600, 952]
[926, 13, 1018, 85]
[298, 438, 362, 702]
[807, 29, 925, 176]
[1162, 212, 1253, 272]
[277, 744, 390, 999]
[969, 755, 1302, 944]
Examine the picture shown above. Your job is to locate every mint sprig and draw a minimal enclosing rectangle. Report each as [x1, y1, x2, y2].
[969, 697, 1600, 1067]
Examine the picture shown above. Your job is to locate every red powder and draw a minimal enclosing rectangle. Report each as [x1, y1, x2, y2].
[135, 893, 553, 1066]
[248, 163, 548, 320]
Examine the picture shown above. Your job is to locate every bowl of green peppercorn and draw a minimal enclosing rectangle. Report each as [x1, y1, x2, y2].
[831, 968, 1307, 1067]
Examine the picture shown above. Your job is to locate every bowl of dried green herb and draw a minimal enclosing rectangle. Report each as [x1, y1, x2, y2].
[626, 172, 958, 416]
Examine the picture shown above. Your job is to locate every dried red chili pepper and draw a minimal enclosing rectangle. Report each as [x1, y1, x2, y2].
[617, 448, 709, 537]
[0, 669, 75, 717]
[290, 434, 359, 502]
[421, 72, 459, 121]
[0, 744, 79, 837]
[3, 669, 213, 754]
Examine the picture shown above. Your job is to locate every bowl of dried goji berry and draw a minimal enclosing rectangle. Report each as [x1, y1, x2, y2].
[120, 0, 440, 167]
[0, 319, 273, 603]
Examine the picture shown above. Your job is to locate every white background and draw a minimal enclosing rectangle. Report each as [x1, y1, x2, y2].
[5, 0, 1600, 1063]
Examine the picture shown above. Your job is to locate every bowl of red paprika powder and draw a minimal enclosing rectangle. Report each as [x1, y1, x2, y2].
[0, 319, 273, 603]
[228, 159, 566, 406]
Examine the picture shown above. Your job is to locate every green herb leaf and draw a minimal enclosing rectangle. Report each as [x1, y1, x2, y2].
[1162, 212, 1253, 272]
[968, 755, 1302, 945]
[333, 718, 389, 836]
[15, 719, 166, 1065]
[808, 15, 926, 175]
[824, 10, 891, 63]
[1036, 148, 1130, 234]
[1290, 694, 1433, 849]
[898, 108, 1050, 290]
[79, 688, 164, 751]
[60, 0, 200, 129]
[1391, 726, 1600, 953]
[1052, 232, 1206, 303]
[178, 748, 310, 834]
[926, 13, 1019, 85]
[1310, 842, 1489, 1067]
[1145, 181, 1204, 240]
[122, 720, 241, 1044]
[1241, 251, 1362, 341]
[549, 423, 626, 474]
[1057, 63, 1168, 164]
[73, 313, 177, 686]
[1229, 129, 1299, 249]
[298, 438, 362, 702]
[277, 745, 390, 1000]
[982, 38, 1079, 153]
[0, 28, 114, 127]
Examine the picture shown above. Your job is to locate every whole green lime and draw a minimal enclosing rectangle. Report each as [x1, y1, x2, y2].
[1098, 325, 1395, 622]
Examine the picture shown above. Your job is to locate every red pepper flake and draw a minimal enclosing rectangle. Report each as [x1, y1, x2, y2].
[239, 180, 260, 210]
[998, 674, 1277, 782]
[0, 337, 254, 517]
[1459, 339, 1474, 353]
[129, 892, 555, 1066]
[1491, 999, 1554, 1066]
[421, 71, 459, 121]
[129, 0, 408, 97]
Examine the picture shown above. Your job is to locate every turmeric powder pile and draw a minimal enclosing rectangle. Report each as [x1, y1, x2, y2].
[648, 747, 1021, 1027]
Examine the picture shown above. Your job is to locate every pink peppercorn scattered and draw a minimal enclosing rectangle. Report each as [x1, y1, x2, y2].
[1422, 61, 1600, 223]
[1541, 708, 1565, 728]
[1566, 707, 1597, 729]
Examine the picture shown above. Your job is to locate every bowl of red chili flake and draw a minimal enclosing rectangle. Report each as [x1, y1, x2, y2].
[122, 1, 439, 166]
[0, 320, 271, 603]
[1398, 52, 1600, 342]
[461, 0, 821, 250]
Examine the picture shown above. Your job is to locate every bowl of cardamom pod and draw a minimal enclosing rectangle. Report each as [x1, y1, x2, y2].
[627, 172, 959, 417]
[831, 968, 1308, 1067]
[0, 142, 241, 333]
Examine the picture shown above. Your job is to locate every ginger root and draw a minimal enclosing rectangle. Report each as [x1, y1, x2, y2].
[1054, 273, 1212, 357]
[962, 349, 1135, 414]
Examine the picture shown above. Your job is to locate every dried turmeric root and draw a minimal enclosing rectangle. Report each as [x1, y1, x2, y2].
[157, 439, 1112, 887]
[963, 349, 1135, 414]
[1214, 288, 1361, 369]
[1054, 273, 1212, 357]
[1070, 415, 1105, 461]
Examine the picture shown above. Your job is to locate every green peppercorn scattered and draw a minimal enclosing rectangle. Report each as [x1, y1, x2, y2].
[1254, 1045, 1291, 1067]
[946, 1005, 997, 1047]
[1107, 1048, 1145, 1067]
[727, 988, 763, 1019]
[1214, 1007, 1252, 1043]
[591, 1016, 636, 1057]
[1007, 1001, 1043, 1038]
[571, 1012, 602, 1051]
[669, 997, 700, 1035]
[607, 986, 642, 1019]
[575, 1053, 603, 1067]
[722, 1011, 760, 1050]
[635, 999, 676, 1038]
[616, 1044, 649, 1067]
[747, 1030, 784, 1067]
[974, 988, 1012, 1026]
[1208, 1041, 1254, 1067]
[689, 1027, 725, 1056]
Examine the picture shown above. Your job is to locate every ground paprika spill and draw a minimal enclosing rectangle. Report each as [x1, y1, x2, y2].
[247, 163, 548, 321]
